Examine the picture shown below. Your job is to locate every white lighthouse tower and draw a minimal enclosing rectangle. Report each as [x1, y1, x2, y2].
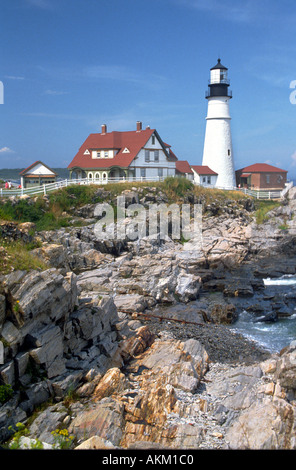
[202, 58, 236, 189]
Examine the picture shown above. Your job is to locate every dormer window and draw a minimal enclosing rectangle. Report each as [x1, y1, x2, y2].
[104, 151, 108, 158]
[84, 149, 90, 155]
[97, 151, 101, 158]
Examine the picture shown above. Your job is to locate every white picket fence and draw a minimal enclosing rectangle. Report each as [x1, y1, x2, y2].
[238, 180, 294, 200]
[0, 176, 293, 199]
[0, 176, 166, 198]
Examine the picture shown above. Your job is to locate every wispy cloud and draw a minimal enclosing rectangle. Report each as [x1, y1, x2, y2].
[5, 75, 25, 80]
[25, 0, 54, 10]
[37, 64, 168, 90]
[175, 0, 265, 23]
[0, 147, 15, 154]
[246, 52, 296, 88]
[175, 0, 296, 26]
[290, 151, 296, 167]
[22, 112, 84, 120]
[44, 89, 69, 96]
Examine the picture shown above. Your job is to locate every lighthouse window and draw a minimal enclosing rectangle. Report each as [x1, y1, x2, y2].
[228, 149, 231, 156]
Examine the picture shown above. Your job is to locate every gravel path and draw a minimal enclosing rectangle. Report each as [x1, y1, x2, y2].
[141, 315, 271, 365]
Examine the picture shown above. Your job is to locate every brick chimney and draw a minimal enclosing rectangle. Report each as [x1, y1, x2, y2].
[101, 124, 107, 134]
[136, 121, 142, 132]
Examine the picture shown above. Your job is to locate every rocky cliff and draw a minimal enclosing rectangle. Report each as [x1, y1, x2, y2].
[1, 184, 296, 450]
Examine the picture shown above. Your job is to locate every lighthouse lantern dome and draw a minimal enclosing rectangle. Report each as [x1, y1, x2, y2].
[206, 58, 232, 99]
[210, 58, 228, 84]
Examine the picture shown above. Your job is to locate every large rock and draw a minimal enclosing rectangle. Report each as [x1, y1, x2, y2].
[274, 346, 296, 390]
[2, 268, 78, 329]
[70, 398, 125, 447]
[225, 397, 296, 449]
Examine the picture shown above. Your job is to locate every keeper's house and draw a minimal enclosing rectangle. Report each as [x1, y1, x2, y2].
[68, 122, 177, 182]
[235, 163, 287, 190]
[20, 161, 58, 189]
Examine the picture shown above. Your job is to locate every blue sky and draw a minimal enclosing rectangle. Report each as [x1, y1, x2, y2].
[0, 0, 296, 178]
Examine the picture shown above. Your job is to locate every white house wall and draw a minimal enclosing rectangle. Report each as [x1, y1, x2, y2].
[192, 169, 218, 187]
[129, 133, 176, 178]
[192, 170, 201, 185]
[24, 163, 55, 176]
[91, 149, 115, 159]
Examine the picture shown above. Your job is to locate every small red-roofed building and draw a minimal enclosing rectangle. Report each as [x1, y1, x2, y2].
[235, 163, 287, 190]
[19, 161, 58, 188]
[175, 160, 194, 180]
[68, 122, 177, 182]
[191, 165, 218, 187]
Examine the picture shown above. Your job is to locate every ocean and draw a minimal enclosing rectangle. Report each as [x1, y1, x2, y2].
[229, 275, 296, 353]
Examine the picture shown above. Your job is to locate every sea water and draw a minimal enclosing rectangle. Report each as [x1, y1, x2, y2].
[229, 275, 296, 353]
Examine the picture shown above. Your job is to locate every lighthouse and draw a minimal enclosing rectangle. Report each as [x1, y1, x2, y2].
[202, 59, 236, 189]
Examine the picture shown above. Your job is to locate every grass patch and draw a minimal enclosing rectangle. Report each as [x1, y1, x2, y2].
[162, 176, 194, 199]
[0, 194, 77, 232]
[193, 185, 248, 205]
[0, 239, 48, 274]
[0, 179, 253, 232]
[48, 184, 99, 210]
[254, 200, 281, 224]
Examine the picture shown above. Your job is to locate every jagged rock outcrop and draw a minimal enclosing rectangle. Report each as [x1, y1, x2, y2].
[2, 186, 296, 449]
[0, 268, 121, 442]
[11, 324, 296, 450]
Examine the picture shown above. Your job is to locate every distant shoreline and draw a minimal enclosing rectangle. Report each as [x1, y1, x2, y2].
[0, 168, 69, 183]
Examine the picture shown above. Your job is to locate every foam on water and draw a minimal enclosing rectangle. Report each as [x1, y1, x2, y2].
[230, 276, 296, 352]
[264, 275, 296, 286]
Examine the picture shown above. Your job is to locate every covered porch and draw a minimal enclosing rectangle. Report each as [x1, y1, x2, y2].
[69, 166, 135, 183]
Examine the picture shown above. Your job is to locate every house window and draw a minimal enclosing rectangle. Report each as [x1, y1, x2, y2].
[277, 175, 283, 183]
[266, 174, 270, 184]
[95, 173, 100, 180]
[154, 150, 159, 162]
[88, 173, 93, 179]
[145, 150, 150, 162]
[202, 176, 206, 183]
[158, 168, 163, 177]
[152, 135, 155, 145]
[207, 176, 211, 184]
[141, 168, 146, 178]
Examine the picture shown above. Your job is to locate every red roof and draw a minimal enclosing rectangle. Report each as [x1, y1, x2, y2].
[68, 127, 174, 170]
[191, 165, 218, 175]
[238, 163, 287, 173]
[175, 160, 193, 174]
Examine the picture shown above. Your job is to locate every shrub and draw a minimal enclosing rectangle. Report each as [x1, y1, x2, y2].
[162, 176, 194, 199]
[254, 200, 281, 224]
[0, 384, 13, 404]
[51, 429, 74, 450]
[0, 239, 48, 274]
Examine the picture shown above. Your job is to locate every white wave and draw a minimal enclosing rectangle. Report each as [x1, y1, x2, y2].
[264, 275, 296, 286]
